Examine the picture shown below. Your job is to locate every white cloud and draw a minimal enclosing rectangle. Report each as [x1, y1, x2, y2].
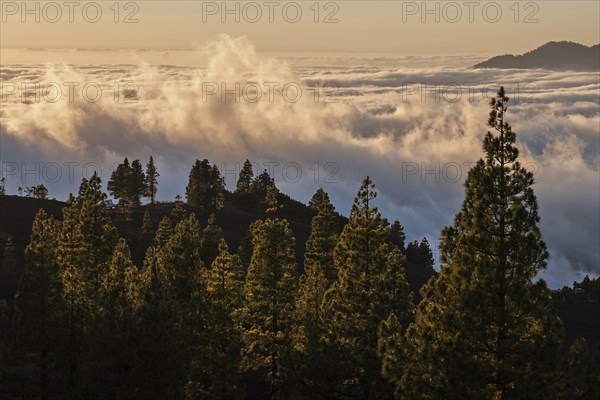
[1, 35, 598, 287]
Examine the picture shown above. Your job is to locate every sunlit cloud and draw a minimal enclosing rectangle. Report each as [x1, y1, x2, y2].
[1, 35, 598, 287]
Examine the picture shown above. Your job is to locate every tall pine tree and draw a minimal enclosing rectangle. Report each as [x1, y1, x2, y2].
[303, 190, 339, 282]
[389, 220, 406, 253]
[290, 190, 339, 396]
[386, 88, 564, 400]
[56, 173, 118, 393]
[107, 158, 131, 202]
[251, 169, 275, 198]
[200, 214, 224, 269]
[154, 216, 173, 248]
[145, 156, 159, 204]
[240, 218, 298, 399]
[138, 210, 155, 259]
[157, 213, 203, 303]
[321, 177, 414, 399]
[129, 160, 146, 206]
[187, 240, 245, 399]
[15, 210, 64, 400]
[132, 246, 185, 399]
[81, 238, 143, 399]
[236, 160, 254, 193]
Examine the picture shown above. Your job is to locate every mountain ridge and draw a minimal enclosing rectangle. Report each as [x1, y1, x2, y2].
[474, 41, 600, 70]
[0, 195, 597, 351]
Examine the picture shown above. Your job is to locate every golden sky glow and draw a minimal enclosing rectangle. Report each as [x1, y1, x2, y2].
[1, 1, 598, 54]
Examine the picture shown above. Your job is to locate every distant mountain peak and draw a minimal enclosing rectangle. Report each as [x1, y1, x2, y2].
[474, 41, 600, 70]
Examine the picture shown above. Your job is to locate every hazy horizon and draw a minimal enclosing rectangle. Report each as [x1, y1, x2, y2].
[1, 1, 599, 53]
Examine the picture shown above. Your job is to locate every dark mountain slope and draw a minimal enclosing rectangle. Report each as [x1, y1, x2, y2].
[474, 41, 600, 70]
[1, 195, 597, 350]
[0, 194, 423, 301]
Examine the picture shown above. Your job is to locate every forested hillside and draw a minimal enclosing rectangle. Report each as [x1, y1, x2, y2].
[0, 89, 598, 400]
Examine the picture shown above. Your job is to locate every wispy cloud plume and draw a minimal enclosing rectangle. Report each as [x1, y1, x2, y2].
[1, 35, 598, 287]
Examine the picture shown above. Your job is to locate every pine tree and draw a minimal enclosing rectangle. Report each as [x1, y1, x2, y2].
[237, 222, 259, 270]
[308, 188, 327, 211]
[137, 209, 154, 260]
[77, 178, 88, 199]
[251, 169, 274, 197]
[405, 240, 419, 264]
[187, 240, 245, 399]
[209, 163, 225, 211]
[158, 213, 203, 302]
[142, 210, 153, 236]
[82, 239, 142, 399]
[33, 184, 49, 199]
[264, 184, 282, 213]
[200, 214, 224, 269]
[389, 88, 563, 400]
[145, 156, 159, 204]
[240, 218, 298, 399]
[55, 190, 87, 393]
[418, 238, 434, 271]
[100, 239, 142, 320]
[154, 216, 173, 248]
[554, 275, 600, 304]
[171, 195, 188, 225]
[129, 160, 146, 206]
[208, 239, 245, 310]
[236, 159, 254, 193]
[289, 261, 329, 398]
[556, 338, 586, 400]
[290, 190, 340, 396]
[186, 159, 225, 212]
[0, 236, 18, 275]
[389, 220, 406, 253]
[56, 173, 118, 392]
[303, 190, 339, 283]
[108, 158, 131, 202]
[406, 238, 434, 271]
[555, 338, 600, 400]
[116, 196, 133, 224]
[107, 158, 145, 206]
[183, 265, 211, 400]
[15, 210, 64, 400]
[321, 177, 414, 399]
[73, 173, 119, 292]
[132, 246, 185, 399]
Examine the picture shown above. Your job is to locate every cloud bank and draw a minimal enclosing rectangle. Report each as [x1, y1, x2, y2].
[1, 35, 598, 288]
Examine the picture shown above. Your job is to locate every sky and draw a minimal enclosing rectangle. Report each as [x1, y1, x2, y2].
[1, 1, 599, 54]
[0, 2, 599, 288]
